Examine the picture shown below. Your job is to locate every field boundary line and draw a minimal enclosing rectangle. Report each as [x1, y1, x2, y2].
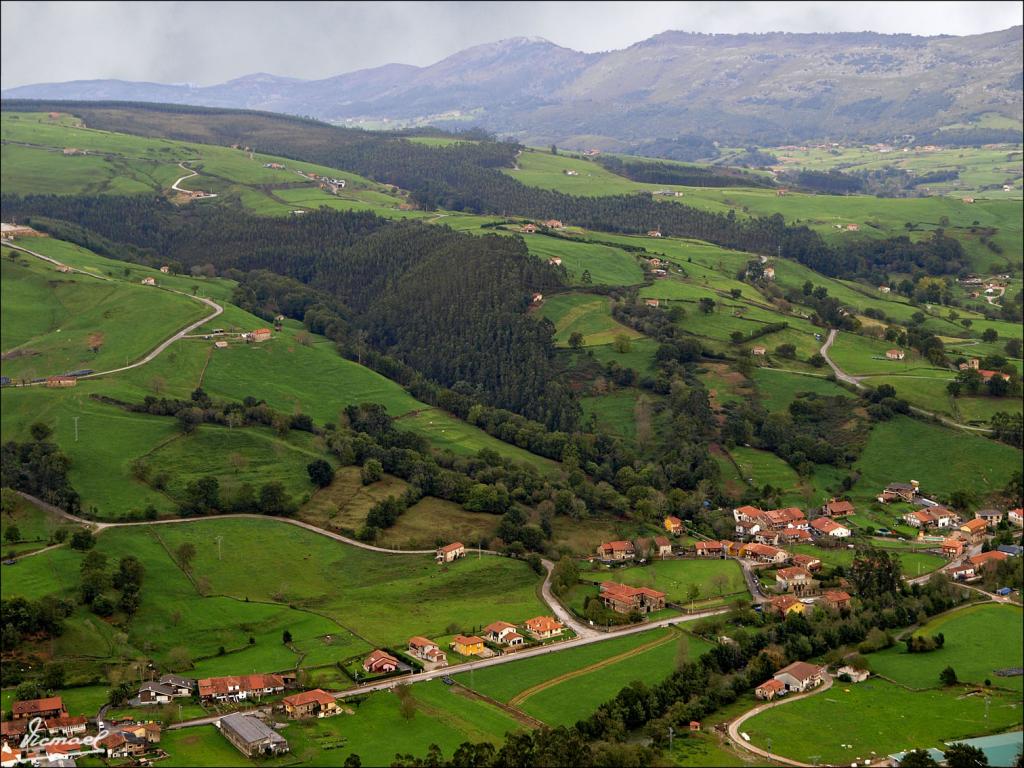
[506, 630, 675, 707]
[451, 682, 547, 729]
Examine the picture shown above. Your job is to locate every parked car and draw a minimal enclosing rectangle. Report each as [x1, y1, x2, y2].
[441, 676, 454, 686]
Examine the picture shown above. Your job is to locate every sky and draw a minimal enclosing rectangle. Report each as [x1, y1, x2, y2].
[2, 1, 1022, 89]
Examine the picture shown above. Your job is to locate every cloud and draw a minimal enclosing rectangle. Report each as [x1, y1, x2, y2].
[2, 1, 1021, 89]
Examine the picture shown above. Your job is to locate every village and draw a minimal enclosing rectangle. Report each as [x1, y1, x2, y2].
[2, 482, 1019, 767]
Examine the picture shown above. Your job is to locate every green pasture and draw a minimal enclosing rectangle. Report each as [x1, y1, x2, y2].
[579, 558, 747, 603]
[751, 368, 852, 411]
[523, 235, 644, 286]
[742, 678, 1022, 766]
[868, 604, 1024, 691]
[1, 249, 207, 380]
[851, 416, 1022, 502]
[537, 293, 644, 347]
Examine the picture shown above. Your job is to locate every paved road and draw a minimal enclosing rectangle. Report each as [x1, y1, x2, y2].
[727, 672, 834, 766]
[819, 329, 991, 433]
[4, 241, 223, 383]
[16, 490, 731, 731]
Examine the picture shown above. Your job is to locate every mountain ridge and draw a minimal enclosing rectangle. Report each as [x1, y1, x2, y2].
[4, 27, 1022, 147]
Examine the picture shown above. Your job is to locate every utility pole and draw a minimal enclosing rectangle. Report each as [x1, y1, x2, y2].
[73, 416, 80, 442]
[215, 535, 223, 561]
[668, 726, 674, 753]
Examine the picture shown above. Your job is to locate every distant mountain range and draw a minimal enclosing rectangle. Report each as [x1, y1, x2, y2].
[4, 27, 1022, 151]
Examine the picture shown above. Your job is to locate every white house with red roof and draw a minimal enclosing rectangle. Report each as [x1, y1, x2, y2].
[810, 517, 851, 538]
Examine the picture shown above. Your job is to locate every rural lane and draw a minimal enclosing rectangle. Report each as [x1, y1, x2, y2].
[726, 672, 834, 767]
[818, 329, 991, 433]
[171, 162, 217, 198]
[4, 241, 224, 382]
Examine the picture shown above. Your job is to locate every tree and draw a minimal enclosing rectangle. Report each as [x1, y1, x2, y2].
[568, 332, 585, 350]
[258, 482, 294, 516]
[899, 749, 940, 768]
[612, 334, 633, 353]
[342, 755, 362, 768]
[1005, 338, 1022, 358]
[306, 459, 334, 488]
[41, 662, 65, 691]
[939, 665, 958, 686]
[69, 529, 95, 551]
[699, 297, 716, 314]
[944, 743, 989, 768]
[175, 542, 196, 571]
[282, 629, 293, 644]
[808, 353, 826, 368]
[550, 144, 558, 155]
[981, 328, 998, 343]
[29, 422, 52, 442]
[4, 525, 21, 544]
[361, 459, 383, 485]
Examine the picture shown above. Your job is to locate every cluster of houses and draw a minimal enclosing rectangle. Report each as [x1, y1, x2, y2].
[732, 503, 852, 543]
[449, 615, 567, 657]
[1, 695, 162, 765]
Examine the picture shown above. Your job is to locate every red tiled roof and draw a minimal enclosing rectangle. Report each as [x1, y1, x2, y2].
[745, 543, 783, 557]
[197, 674, 284, 698]
[811, 517, 848, 533]
[757, 679, 785, 692]
[484, 621, 517, 634]
[601, 540, 634, 552]
[283, 689, 335, 708]
[452, 635, 483, 646]
[777, 566, 811, 580]
[525, 616, 563, 633]
[823, 590, 851, 603]
[409, 636, 436, 649]
[654, 536, 671, 547]
[11, 696, 63, 716]
[825, 500, 855, 515]
[439, 542, 465, 554]
[970, 551, 1009, 567]
[600, 581, 666, 600]
[735, 505, 763, 517]
[770, 595, 802, 611]
[695, 541, 724, 550]
[962, 519, 988, 533]
[364, 649, 399, 668]
[775, 661, 823, 682]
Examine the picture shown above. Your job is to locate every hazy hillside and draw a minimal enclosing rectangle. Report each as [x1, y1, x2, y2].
[4, 28, 1022, 150]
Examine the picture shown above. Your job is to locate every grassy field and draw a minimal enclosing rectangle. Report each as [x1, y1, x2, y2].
[787, 544, 945, 579]
[1, 247, 207, 380]
[850, 416, 1022, 502]
[522, 235, 644, 286]
[1, 516, 548, 685]
[158, 678, 525, 767]
[0, 493, 79, 555]
[751, 368, 853, 411]
[742, 678, 1023, 765]
[578, 558, 747, 603]
[457, 626, 712, 727]
[868, 604, 1024, 691]
[537, 293, 643, 347]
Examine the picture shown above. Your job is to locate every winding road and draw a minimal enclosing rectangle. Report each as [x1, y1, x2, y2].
[726, 672, 834, 767]
[819, 328, 992, 433]
[3, 242, 223, 383]
[14, 490, 729, 709]
[171, 162, 217, 198]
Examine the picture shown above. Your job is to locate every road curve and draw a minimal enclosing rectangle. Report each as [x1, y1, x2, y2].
[726, 672, 834, 767]
[171, 162, 217, 198]
[819, 329, 992, 433]
[4, 241, 223, 382]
